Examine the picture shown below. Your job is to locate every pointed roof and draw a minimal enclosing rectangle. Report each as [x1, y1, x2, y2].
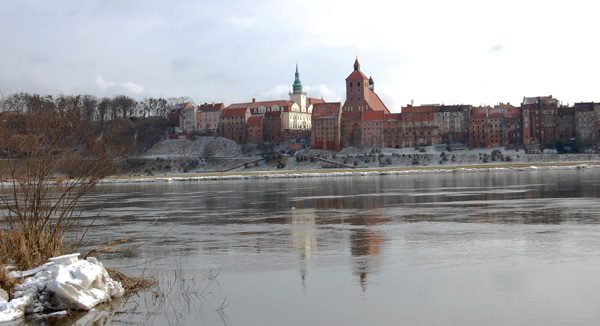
[347, 57, 368, 81]
[292, 64, 303, 94]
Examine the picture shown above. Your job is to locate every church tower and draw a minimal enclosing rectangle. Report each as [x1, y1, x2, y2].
[342, 57, 389, 113]
[290, 64, 307, 110]
[343, 57, 371, 112]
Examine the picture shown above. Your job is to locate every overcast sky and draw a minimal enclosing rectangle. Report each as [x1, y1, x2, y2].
[1, 0, 598, 112]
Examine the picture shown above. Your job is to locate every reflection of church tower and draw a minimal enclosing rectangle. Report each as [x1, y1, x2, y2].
[350, 226, 385, 292]
[291, 208, 317, 289]
[290, 64, 307, 109]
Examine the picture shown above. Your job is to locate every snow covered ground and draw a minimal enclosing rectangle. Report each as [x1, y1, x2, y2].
[140, 137, 246, 159]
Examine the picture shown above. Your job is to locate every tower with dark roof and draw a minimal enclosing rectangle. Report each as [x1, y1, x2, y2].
[292, 64, 303, 94]
[342, 58, 389, 113]
[290, 64, 307, 110]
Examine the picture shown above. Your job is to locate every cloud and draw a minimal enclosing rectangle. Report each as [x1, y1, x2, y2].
[95, 75, 144, 94]
[489, 44, 503, 54]
[304, 84, 339, 102]
[227, 16, 257, 28]
[259, 84, 290, 99]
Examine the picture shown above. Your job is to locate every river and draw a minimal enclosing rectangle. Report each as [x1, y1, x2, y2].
[74, 168, 600, 325]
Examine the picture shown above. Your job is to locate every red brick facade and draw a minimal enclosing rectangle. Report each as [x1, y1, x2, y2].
[218, 107, 251, 144]
[246, 115, 263, 144]
[311, 102, 342, 150]
[400, 105, 440, 147]
[522, 96, 559, 148]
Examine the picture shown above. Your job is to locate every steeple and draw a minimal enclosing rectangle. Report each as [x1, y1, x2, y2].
[292, 64, 303, 94]
[353, 57, 360, 71]
[368, 76, 374, 91]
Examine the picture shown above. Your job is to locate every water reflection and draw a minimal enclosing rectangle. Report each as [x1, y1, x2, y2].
[72, 169, 600, 325]
[291, 208, 316, 288]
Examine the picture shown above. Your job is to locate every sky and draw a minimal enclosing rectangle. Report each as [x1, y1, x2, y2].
[1, 0, 599, 112]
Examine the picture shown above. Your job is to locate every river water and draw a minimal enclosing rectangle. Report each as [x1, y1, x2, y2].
[76, 168, 600, 325]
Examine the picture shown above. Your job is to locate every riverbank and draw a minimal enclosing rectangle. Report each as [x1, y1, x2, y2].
[101, 160, 600, 184]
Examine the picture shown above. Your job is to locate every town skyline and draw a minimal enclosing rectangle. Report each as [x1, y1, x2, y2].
[2, 0, 600, 112]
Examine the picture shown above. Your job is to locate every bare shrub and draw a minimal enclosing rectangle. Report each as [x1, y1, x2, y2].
[0, 107, 114, 271]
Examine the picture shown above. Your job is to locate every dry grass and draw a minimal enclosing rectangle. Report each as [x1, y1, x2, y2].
[0, 228, 68, 271]
[107, 268, 157, 294]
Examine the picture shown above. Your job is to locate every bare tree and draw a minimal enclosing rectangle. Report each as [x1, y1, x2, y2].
[0, 100, 114, 269]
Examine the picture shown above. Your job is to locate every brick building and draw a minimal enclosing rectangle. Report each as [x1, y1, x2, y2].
[502, 103, 523, 148]
[263, 111, 284, 143]
[338, 58, 391, 147]
[574, 102, 600, 148]
[522, 96, 559, 148]
[434, 105, 471, 145]
[556, 106, 575, 145]
[400, 105, 439, 147]
[218, 107, 251, 144]
[310, 102, 342, 150]
[341, 111, 362, 147]
[197, 102, 224, 134]
[360, 111, 386, 147]
[469, 106, 506, 148]
[342, 58, 389, 114]
[384, 113, 403, 148]
[246, 115, 263, 144]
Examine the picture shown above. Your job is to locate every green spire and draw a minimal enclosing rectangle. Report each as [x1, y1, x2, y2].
[292, 64, 303, 94]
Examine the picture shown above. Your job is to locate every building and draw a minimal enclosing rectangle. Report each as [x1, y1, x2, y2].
[434, 105, 471, 145]
[339, 58, 391, 147]
[400, 105, 439, 147]
[384, 113, 403, 148]
[310, 102, 342, 150]
[574, 102, 600, 148]
[220, 65, 323, 145]
[178, 102, 197, 133]
[469, 106, 506, 148]
[360, 111, 385, 147]
[218, 107, 251, 144]
[263, 110, 284, 143]
[197, 102, 224, 134]
[502, 103, 522, 148]
[246, 115, 263, 144]
[342, 58, 389, 113]
[522, 96, 559, 148]
[340, 111, 362, 147]
[556, 105, 575, 145]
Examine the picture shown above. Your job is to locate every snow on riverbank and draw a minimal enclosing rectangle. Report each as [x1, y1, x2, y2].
[0, 254, 124, 322]
[100, 162, 600, 185]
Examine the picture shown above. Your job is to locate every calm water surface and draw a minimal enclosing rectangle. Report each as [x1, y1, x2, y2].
[77, 169, 600, 325]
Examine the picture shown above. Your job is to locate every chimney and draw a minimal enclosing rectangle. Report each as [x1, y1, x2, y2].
[252, 98, 256, 103]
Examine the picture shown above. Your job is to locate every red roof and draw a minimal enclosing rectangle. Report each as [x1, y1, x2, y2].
[199, 103, 224, 112]
[220, 107, 249, 117]
[402, 105, 436, 113]
[361, 110, 385, 121]
[264, 111, 282, 118]
[227, 100, 294, 111]
[312, 102, 341, 119]
[346, 70, 369, 81]
[308, 98, 325, 105]
[247, 116, 263, 125]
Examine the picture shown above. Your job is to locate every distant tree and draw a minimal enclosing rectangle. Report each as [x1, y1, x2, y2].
[80, 95, 98, 121]
[113, 95, 137, 119]
[97, 97, 111, 122]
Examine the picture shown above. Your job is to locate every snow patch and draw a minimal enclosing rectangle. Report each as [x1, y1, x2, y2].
[0, 254, 124, 322]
